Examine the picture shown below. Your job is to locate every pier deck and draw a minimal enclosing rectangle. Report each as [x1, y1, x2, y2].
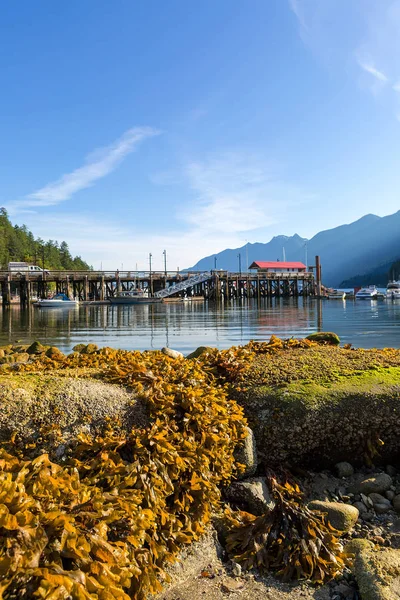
[0, 270, 316, 306]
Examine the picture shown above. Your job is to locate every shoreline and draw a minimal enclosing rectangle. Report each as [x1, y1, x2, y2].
[1, 336, 400, 599]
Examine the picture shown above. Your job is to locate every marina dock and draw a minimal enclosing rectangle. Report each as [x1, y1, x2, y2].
[0, 269, 316, 307]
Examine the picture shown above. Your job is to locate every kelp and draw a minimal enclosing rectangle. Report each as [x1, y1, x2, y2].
[0, 347, 247, 599]
[225, 475, 351, 583]
[0, 337, 356, 597]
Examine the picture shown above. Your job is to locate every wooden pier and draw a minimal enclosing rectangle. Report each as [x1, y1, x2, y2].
[0, 269, 316, 307]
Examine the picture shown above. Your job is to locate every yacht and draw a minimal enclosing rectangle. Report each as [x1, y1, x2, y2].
[386, 281, 400, 300]
[34, 293, 79, 308]
[355, 286, 378, 300]
[327, 289, 346, 300]
[109, 290, 163, 305]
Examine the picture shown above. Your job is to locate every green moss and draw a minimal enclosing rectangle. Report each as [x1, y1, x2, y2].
[306, 332, 340, 345]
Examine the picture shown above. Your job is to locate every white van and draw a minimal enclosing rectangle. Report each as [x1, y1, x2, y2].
[8, 262, 49, 275]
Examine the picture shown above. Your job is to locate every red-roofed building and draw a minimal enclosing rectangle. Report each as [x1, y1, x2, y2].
[249, 261, 307, 273]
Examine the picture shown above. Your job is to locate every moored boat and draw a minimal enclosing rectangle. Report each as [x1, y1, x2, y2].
[109, 290, 163, 305]
[34, 293, 79, 307]
[386, 281, 400, 300]
[327, 289, 346, 300]
[355, 286, 378, 300]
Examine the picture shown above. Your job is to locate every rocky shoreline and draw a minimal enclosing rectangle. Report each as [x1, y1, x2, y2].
[1, 336, 400, 599]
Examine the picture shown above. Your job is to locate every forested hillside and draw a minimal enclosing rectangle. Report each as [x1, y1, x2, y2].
[0, 208, 91, 270]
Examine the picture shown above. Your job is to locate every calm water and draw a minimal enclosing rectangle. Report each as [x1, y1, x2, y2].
[1, 297, 400, 353]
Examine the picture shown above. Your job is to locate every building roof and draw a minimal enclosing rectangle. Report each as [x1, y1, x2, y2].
[249, 261, 307, 270]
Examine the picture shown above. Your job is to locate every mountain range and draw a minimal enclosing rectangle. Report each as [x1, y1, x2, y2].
[187, 210, 400, 287]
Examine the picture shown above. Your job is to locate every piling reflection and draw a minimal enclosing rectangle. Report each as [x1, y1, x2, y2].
[0, 297, 400, 352]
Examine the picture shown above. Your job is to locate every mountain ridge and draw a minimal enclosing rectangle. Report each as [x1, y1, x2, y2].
[187, 211, 400, 287]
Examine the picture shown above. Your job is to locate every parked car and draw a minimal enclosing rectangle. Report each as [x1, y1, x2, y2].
[8, 262, 50, 275]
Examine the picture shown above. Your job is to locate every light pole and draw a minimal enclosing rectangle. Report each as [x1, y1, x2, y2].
[245, 241, 249, 273]
[238, 253, 241, 275]
[214, 256, 217, 270]
[149, 253, 153, 296]
[163, 249, 167, 278]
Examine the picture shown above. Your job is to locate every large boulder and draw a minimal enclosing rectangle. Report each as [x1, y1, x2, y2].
[234, 346, 400, 467]
[308, 500, 359, 532]
[0, 374, 147, 455]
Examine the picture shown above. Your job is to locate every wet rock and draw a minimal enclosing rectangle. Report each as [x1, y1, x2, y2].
[386, 465, 397, 477]
[335, 461, 354, 478]
[362, 512, 374, 522]
[392, 495, 400, 513]
[349, 474, 393, 496]
[27, 341, 47, 355]
[308, 500, 359, 532]
[354, 501, 368, 514]
[72, 343, 86, 353]
[234, 426, 258, 479]
[81, 343, 98, 355]
[13, 352, 30, 364]
[369, 493, 391, 508]
[186, 346, 214, 360]
[374, 503, 391, 515]
[385, 490, 395, 501]
[225, 477, 274, 516]
[46, 347, 66, 361]
[305, 332, 340, 345]
[161, 347, 184, 359]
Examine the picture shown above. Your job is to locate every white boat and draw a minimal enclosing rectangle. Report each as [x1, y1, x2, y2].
[328, 289, 346, 300]
[34, 293, 79, 307]
[109, 290, 163, 305]
[355, 286, 378, 300]
[386, 281, 400, 300]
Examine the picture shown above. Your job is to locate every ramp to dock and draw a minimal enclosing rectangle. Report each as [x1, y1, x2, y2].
[155, 272, 211, 298]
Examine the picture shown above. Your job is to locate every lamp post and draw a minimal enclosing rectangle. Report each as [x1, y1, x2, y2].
[149, 253, 153, 296]
[214, 256, 217, 270]
[245, 241, 249, 273]
[163, 249, 167, 278]
[237, 253, 241, 275]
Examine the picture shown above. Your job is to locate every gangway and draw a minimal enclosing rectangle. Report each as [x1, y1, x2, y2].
[155, 272, 211, 298]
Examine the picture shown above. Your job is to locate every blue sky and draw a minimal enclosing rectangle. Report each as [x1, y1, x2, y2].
[1, 0, 400, 270]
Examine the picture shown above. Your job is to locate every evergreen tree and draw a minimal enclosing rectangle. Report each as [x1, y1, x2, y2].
[0, 208, 92, 270]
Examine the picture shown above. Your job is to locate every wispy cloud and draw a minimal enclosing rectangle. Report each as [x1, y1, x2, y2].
[181, 152, 311, 235]
[289, 0, 308, 39]
[289, 0, 400, 118]
[357, 59, 388, 83]
[12, 126, 160, 210]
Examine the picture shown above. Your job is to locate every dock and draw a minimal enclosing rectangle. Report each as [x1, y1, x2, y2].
[0, 269, 316, 307]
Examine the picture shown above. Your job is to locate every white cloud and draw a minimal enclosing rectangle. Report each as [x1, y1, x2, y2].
[22, 151, 312, 271]
[181, 153, 308, 236]
[11, 126, 160, 210]
[357, 60, 388, 83]
[289, 0, 400, 118]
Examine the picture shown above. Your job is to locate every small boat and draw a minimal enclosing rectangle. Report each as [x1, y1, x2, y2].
[34, 293, 79, 307]
[386, 281, 400, 300]
[109, 290, 163, 305]
[355, 286, 378, 300]
[328, 289, 346, 300]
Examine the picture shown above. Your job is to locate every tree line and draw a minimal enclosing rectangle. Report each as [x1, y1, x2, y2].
[0, 208, 91, 271]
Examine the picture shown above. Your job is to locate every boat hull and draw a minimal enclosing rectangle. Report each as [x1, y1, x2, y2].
[34, 301, 79, 308]
[109, 297, 163, 305]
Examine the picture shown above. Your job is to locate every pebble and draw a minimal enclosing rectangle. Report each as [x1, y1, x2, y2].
[335, 462, 354, 478]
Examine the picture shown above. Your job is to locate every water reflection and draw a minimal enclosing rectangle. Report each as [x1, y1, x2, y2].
[0, 297, 400, 353]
